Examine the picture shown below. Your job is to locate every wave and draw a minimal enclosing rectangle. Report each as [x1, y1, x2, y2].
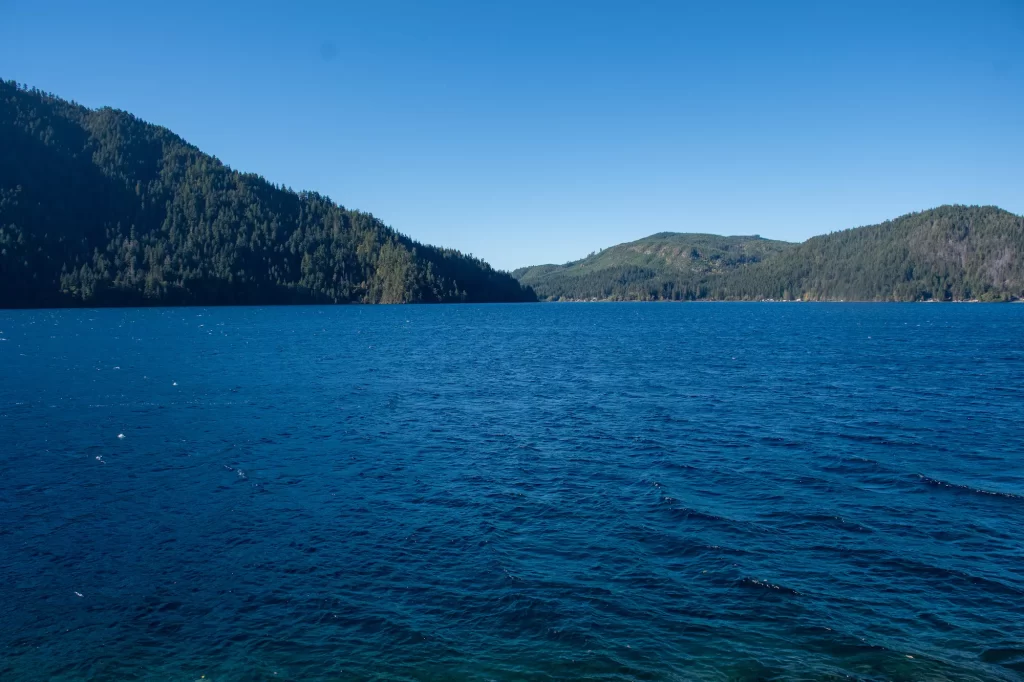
[917, 475, 1023, 501]
[803, 512, 875, 534]
[736, 577, 801, 596]
[759, 436, 806, 449]
[980, 647, 1024, 673]
[661, 501, 757, 533]
[837, 432, 923, 448]
[824, 548, 1024, 598]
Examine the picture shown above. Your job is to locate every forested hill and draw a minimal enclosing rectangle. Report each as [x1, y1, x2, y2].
[515, 206, 1024, 302]
[0, 80, 535, 307]
[513, 233, 795, 301]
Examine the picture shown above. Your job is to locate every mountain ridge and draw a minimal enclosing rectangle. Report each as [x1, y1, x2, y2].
[515, 205, 1024, 302]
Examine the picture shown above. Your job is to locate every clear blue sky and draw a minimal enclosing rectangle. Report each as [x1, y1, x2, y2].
[2, 0, 1022, 270]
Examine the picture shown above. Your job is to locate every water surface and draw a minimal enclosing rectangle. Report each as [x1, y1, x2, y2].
[1, 303, 1023, 680]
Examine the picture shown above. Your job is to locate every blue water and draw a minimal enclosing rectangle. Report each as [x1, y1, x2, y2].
[1, 304, 1023, 681]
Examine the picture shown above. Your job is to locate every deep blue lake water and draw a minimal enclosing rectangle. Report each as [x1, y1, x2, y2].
[1, 303, 1023, 681]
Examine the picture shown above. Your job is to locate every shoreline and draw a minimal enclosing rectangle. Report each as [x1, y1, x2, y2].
[2, 298, 1020, 311]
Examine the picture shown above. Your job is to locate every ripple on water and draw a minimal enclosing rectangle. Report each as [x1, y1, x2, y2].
[1, 303, 1022, 680]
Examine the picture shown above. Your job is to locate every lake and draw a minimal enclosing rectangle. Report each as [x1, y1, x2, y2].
[1, 303, 1022, 680]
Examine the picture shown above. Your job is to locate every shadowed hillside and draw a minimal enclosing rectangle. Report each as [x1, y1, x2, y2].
[0, 79, 535, 307]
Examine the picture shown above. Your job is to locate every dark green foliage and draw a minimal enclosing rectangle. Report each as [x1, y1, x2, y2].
[0, 80, 535, 307]
[516, 208, 1024, 302]
[717, 206, 1024, 302]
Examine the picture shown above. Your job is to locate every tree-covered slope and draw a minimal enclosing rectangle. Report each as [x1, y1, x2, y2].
[716, 206, 1024, 302]
[0, 80, 535, 307]
[513, 233, 796, 300]
[515, 206, 1024, 302]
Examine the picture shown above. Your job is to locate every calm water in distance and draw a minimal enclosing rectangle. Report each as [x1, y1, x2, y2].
[1, 303, 1023, 681]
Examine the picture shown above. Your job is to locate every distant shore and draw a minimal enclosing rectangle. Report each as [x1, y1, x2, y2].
[536, 298, 1018, 303]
